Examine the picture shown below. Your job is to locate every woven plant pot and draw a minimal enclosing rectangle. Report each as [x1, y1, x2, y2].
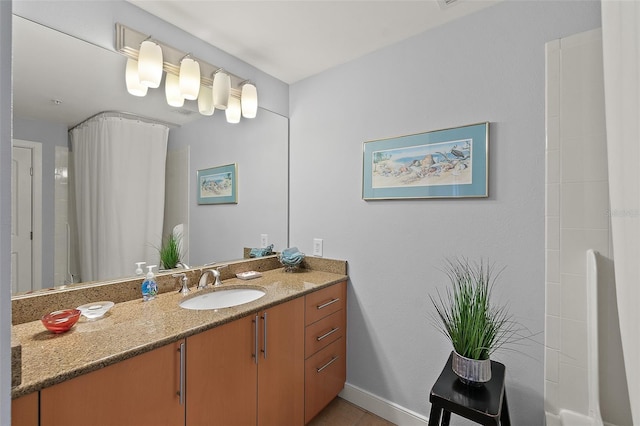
[451, 351, 491, 386]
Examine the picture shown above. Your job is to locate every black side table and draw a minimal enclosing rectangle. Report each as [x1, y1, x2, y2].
[428, 352, 510, 426]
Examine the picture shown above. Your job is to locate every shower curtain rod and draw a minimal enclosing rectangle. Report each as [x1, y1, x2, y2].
[70, 110, 180, 131]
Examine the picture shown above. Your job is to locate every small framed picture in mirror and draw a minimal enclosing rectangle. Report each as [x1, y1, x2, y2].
[197, 163, 238, 205]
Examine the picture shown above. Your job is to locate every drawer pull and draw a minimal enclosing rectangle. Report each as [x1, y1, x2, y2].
[316, 355, 340, 373]
[317, 298, 340, 310]
[317, 327, 340, 341]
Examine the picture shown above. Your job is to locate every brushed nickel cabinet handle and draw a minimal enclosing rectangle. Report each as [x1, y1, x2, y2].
[316, 355, 339, 373]
[316, 327, 339, 341]
[178, 342, 185, 405]
[261, 312, 268, 359]
[253, 314, 259, 365]
[317, 298, 340, 310]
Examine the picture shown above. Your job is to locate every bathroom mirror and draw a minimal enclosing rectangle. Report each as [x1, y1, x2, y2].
[11, 15, 289, 295]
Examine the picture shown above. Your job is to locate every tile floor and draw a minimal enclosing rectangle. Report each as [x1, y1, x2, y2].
[308, 397, 396, 426]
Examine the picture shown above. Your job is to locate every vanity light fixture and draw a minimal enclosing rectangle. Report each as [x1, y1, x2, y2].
[116, 23, 258, 122]
[212, 69, 231, 110]
[178, 55, 201, 100]
[198, 85, 215, 116]
[240, 82, 258, 118]
[137, 39, 163, 88]
[225, 95, 242, 124]
[165, 73, 185, 107]
[125, 58, 148, 97]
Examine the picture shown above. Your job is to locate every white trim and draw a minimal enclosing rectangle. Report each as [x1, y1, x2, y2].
[12, 139, 42, 291]
[339, 382, 429, 426]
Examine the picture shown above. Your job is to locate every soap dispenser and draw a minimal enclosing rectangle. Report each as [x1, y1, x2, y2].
[141, 265, 158, 301]
[135, 262, 146, 276]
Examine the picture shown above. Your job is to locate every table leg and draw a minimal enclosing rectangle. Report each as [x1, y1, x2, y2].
[500, 391, 511, 426]
[428, 405, 442, 426]
[441, 410, 451, 426]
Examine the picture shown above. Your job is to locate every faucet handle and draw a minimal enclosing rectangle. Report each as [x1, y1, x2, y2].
[213, 264, 228, 286]
[172, 273, 190, 295]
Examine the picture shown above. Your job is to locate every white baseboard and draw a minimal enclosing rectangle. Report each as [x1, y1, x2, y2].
[339, 382, 429, 425]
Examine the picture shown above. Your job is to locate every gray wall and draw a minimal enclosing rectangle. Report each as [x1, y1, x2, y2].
[169, 108, 289, 264]
[289, 1, 601, 423]
[13, 117, 68, 288]
[1, 1, 12, 423]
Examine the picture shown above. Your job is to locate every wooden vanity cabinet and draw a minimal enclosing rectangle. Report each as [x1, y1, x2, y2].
[304, 281, 347, 424]
[186, 314, 257, 426]
[257, 297, 305, 425]
[11, 392, 38, 426]
[40, 339, 185, 426]
[186, 296, 305, 426]
[29, 281, 345, 426]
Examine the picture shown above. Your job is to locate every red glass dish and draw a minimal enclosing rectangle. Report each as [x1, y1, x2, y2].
[41, 309, 81, 333]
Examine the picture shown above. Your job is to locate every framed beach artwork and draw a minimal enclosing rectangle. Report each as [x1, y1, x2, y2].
[197, 163, 238, 205]
[362, 122, 489, 200]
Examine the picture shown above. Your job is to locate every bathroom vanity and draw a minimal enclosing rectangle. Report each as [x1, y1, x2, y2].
[11, 256, 348, 426]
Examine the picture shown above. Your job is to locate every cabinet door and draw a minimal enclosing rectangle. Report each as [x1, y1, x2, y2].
[186, 315, 258, 426]
[258, 297, 305, 426]
[41, 340, 184, 426]
[12, 392, 38, 426]
[305, 337, 346, 423]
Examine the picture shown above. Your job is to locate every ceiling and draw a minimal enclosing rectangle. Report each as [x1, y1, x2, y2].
[127, 0, 502, 84]
[13, 1, 501, 129]
[13, 16, 203, 128]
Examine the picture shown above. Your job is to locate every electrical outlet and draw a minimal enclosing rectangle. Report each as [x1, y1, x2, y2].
[313, 238, 323, 257]
[260, 234, 268, 248]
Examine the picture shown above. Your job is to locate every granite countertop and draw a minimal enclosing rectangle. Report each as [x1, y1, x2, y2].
[11, 267, 347, 398]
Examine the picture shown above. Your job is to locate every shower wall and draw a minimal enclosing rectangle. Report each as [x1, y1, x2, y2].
[545, 28, 631, 426]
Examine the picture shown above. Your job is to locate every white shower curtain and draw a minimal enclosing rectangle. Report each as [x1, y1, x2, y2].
[602, 2, 640, 423]
[70, 113, 169, 282]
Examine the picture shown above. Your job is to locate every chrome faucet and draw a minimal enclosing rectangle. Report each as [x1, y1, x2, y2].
[197, 269, 218, 289]
[198, 265, 228, 289]
[172, 273, 190, 295]
[177, 262, 190, 269]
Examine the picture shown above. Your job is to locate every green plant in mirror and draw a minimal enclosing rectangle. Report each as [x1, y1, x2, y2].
[158, 233, 182, 270]
[429, 257, 522, 361]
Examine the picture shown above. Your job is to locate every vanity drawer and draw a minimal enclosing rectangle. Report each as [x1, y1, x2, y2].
[305, 309, 345, 358]
[305, 281, 346, 326]
[304, 336, 346, 424]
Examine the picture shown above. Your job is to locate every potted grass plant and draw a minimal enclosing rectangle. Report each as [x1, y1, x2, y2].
[158, 232, 182, 270]
[429, 257, 521, 385]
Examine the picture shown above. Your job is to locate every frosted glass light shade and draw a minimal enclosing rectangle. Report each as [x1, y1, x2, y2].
[137, 40, 163, 88]
[165, 73, 184, 107]
[179, 57, 201, 100]
[225, 96, 241, 124]
[198, 85, 215, 116]
[241, 83, 258, 118]
[125, 58, 148, 97]
[212, 70, 230, 110]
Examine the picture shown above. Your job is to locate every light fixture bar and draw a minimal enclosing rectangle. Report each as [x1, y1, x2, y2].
[115, 23, 246, 98]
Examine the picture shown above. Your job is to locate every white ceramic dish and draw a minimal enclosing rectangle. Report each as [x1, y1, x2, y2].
[236, 271, 262, 280]
[77, 301, 114, 319]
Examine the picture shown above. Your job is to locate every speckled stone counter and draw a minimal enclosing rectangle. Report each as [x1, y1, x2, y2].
[11, 331, 21, 387]
[11, 257, 347, 399]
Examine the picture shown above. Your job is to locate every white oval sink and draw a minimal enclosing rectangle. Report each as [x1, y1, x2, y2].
[179, 288, 266, 310]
